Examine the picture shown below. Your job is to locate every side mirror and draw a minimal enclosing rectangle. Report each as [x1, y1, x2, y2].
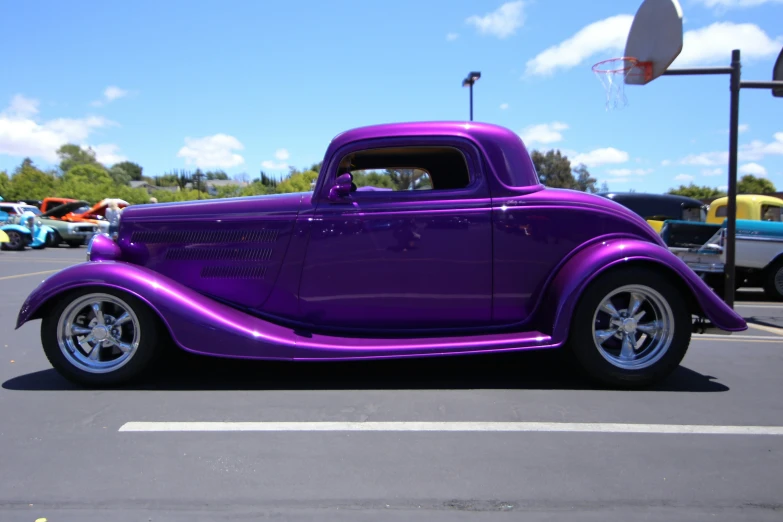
[328, 173, 354, 201]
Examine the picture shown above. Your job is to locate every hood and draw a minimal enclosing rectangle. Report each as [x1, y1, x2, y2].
[120, 192, 309, 222]
[41, 200, 91, 219]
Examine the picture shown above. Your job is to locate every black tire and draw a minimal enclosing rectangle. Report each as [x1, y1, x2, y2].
[41, 287, 161, 387]
[2, 230, 25, 251]
[66, 240, 84, 248]
[762, 259, 783, 301]
[566, 266, 692, 389]
[48, 231, 63, 247]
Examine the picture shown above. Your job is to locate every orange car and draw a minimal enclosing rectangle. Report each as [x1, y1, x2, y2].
[40, 197, 129, 234]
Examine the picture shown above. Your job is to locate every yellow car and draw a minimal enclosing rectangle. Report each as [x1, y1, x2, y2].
[707, 194, 783, 224]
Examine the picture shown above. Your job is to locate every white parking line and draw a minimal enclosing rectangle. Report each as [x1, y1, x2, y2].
[735, 303, 783, 309]
[119, 421, 783, 435]
[692, 334, 783, 341]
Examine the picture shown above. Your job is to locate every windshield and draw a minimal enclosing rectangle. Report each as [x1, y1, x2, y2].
[22, 206, 41, 216]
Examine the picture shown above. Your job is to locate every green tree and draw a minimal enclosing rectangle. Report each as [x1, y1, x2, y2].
[112, 161, 143, 181]
[57, 144, 100, 173]
[108, 164, 132, 186]
[599, 181, 610, 193]
[353, 171, 396, 189]
[0, 170, 10, 199]
[7, 158, 59, 200]
[276, 170, 319, 193]
[738, 174, 776, 194]
[531, 150, 575, 189]
[668, 183, 725, 199]
[573, 164, 597, 193]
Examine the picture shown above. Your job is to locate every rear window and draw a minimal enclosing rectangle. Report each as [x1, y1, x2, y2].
[761, 205, 782, 222]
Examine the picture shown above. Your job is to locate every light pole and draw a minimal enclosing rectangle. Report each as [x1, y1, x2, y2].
[462, 71, 481, 121]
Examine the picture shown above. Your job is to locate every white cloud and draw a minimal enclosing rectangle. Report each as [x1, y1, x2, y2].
[693, 0, 783, 9]
[673, 23, 782, 67]
[91, 86, 129, 107]
[702, 168, 723, 176]
[499, 103, 509, 110]
[681, 151, 727, 166]
[679, 133, 783, 166]
[104, 86, 128, 102]
[525, 15, 632, 76]
[606, 168, 652, 176]
[519, 122, 568, 145]
[466, 1, 525, 39]
[661, 159, 672, 166]
[92, 143, 127, 165]
[572, 147, 629, 167]
[739, 162, 768, 176]
[7, 94, 39, 118]
[675, 174, 695, 181]
[275, 148, 290, 161]
[604, 176, 629, 184]
[177, 134, 244, 169]
[0, 95, 115, 162]
[261, 160, 288, 171]
[525, 17, 779, 76]
[446, 33, 459, 41]
[738, 123, 749, 133]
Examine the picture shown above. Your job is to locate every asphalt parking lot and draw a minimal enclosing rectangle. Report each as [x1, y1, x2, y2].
[1, 247, 782, 522]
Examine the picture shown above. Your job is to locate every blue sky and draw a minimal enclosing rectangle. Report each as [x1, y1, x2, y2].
[1, 0, 781, 193]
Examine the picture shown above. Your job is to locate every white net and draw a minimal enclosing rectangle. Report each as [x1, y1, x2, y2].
[593, 58, 638, 111]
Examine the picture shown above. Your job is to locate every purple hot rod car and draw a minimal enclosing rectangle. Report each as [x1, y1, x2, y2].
[17, 122, 746, 387]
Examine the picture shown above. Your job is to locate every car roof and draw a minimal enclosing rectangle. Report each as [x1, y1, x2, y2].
[598, 192, 705, 207]
[710, 194, 783, 206]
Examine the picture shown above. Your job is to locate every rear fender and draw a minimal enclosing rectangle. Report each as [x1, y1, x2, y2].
[540, 238, 747, 343]
[16, 262, 294, 360]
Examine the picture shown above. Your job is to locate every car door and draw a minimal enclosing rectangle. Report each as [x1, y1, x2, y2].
[298, 139, 493, 332]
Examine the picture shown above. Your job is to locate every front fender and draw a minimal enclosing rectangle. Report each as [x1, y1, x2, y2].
[1, 224, 30, 234]
[16, 262, 295, 360]
[541, 238, 747, 343]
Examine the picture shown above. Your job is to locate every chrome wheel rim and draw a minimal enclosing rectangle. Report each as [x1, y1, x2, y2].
[57, 293, 140, 374]
[774, 266, 783, 296]
[592, 284, 675, 370]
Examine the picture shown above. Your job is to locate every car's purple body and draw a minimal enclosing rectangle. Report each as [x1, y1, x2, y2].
[17, 122, 746, 361]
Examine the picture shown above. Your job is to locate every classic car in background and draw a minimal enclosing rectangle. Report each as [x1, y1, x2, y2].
[598, 193, 707, 233]
[39, 200, 99, 247]
[16, 122, 746, 388]
[0, 204, 55, 251]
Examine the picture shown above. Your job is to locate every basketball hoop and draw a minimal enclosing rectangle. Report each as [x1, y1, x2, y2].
[593, 57, 652, 110]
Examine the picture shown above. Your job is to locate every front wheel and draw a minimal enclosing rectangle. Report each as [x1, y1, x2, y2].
[1, 230, 25, 251]
[41, 288, 161, 386]
[763, 260, 783, 301]
[567, 267, 692, 388]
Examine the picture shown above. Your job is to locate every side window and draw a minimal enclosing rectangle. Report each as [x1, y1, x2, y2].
[0, 205, 18, 215]
[714, 205, 727, 218]
[761, 205, 782, 222]
[338, 146, 470, 193]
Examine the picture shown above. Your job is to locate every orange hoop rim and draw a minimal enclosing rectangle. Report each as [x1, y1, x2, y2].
[592, 57, 643, 74]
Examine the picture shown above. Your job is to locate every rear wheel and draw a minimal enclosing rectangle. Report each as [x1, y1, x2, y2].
[1, 231, 25, 251]
[567, 267, 692, 388]
[41, 288, 161, 386]
[762, 260, 783, 301]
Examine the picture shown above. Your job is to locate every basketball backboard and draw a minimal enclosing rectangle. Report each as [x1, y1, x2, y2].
[624, 0, 684, 85]
[773, 47, 783, 97]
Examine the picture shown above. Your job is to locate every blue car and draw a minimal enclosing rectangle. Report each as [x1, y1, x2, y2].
[0, 207, 55, 251]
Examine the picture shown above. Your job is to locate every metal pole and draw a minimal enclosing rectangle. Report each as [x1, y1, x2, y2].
[469, 83, 474, 121]
[724, 49, 741, 308]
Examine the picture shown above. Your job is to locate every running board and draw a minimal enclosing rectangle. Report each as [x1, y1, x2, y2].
[292, 330, 556, 360]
